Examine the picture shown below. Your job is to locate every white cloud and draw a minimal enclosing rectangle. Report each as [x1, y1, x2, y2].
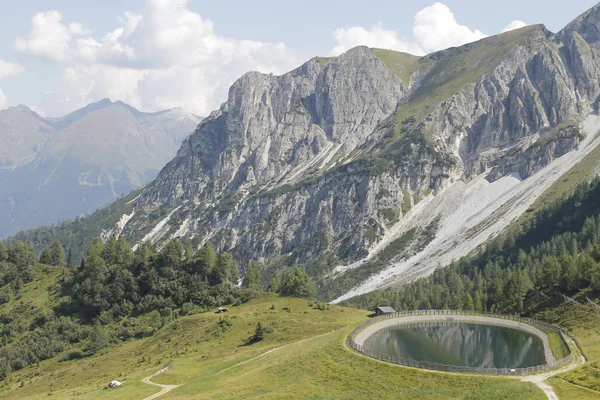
[413, 3, 486, 54]
[14, 10, 87, 62]
[17, 1, 527, 117]
[0, 60, 25, 79]
[17, 0, 302, 117]
[332, 24, 423, 56]
[331, 2, 517, 56]
[502, 20, 528, 33]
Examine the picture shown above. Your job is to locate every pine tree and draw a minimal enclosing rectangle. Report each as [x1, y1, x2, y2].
[0, 241, 8, 261]
[195, 242, 217, 278]
[184, 242, 194, 261]
[67, 248, 73, 268]
[86, 322, 109, 354]
[242, 261, 261, 290]
[49, 239, 66, 267]
[212, 252, 238, 284]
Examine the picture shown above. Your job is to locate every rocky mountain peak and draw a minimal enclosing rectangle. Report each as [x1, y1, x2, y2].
[557, 3, 600, 44]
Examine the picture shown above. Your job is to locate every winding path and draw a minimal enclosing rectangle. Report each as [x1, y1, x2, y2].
[521, 336, 586, 400]
[141, 364, 180, 400]
[140, 330, 337, 399]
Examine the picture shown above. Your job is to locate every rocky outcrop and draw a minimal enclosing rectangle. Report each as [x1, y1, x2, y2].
[141, 47, 409, 208]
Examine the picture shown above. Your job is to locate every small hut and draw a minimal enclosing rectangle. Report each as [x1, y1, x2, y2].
[216, 307, 229, 314]
[373, 306, 396, 316]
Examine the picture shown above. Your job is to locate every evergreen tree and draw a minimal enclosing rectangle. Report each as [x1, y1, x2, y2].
[184, 242, 194, 261]
[212, 252, 238, 284]
[48, 239, 66, 266]
[278, 267, 316, 298]
[247, 322, 265, 344]
[242, 261, 262, 290]
[86, 322, 109, 354]
[195, 242, 217, 277]
[39, 248, 52, 265]
[8, 241, 36, 269]
[0, 241, 7, 261]
[67, 248, 73, 268]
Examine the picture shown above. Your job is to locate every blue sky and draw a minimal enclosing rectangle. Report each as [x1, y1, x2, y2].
[0, 0, 598, 116]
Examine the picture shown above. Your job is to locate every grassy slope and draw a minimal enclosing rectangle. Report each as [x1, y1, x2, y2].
[370, 48, 422, 85]
[393, 25, 544, 135]
[536, 303, 600, 398]
[0, 292, 545, 400]
[0, 265, 65, 327]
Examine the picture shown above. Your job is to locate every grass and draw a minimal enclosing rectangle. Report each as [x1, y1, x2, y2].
[370, 48, 422, 85]
[535, 302, 600, 394]
[312, 56, 336, 66]
[161, 328, 544, 400]
[0, 264, 65, 328]
[548, 377, 600, 399]
[0, 293, 548, 400]
[393, 25, 545, 136]
[548, 331, 571, 360]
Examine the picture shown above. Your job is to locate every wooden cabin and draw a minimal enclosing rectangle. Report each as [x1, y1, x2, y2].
[373, 306, 396, 316]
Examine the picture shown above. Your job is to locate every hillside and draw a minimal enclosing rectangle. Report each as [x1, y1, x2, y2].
[0, 288, 547, 400]
[0, 100, 201, 238]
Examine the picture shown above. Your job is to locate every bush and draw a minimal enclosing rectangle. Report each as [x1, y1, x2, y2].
[245, 322, 266, 345]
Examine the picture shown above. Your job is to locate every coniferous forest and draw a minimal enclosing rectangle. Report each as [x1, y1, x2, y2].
[0, 234, 317, 380]
[345, 177, 600, 314]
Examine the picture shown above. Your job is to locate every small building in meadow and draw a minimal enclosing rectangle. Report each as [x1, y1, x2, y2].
[216, 307, 229, 313]
[373, 306, 396, 316]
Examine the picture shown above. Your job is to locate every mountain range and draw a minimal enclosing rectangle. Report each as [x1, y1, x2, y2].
[0, 99, 201, 238]
[12, 3, 600, 302]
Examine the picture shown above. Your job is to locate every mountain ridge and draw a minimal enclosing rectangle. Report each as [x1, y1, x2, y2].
[0, 100, 201, 238]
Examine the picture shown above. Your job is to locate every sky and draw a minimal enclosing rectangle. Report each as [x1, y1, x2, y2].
[0, 0, 597, 117]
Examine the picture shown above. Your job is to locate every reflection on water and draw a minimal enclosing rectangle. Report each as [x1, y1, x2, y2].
[362, 322, 546, 368]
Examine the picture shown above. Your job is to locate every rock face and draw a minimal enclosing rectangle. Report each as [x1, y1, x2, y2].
[0, 100, 201, 237]
[26, 4, 600, 299]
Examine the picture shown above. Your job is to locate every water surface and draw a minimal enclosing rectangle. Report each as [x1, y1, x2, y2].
[362, 322, 546, 368]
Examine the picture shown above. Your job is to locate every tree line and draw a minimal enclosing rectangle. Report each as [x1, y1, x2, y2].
[0, 234, 317, 380]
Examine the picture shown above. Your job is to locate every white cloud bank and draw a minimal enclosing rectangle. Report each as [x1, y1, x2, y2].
[14, 1, 528, 116]
[15, 0, 302, 116]
[332, 3, 527, 56]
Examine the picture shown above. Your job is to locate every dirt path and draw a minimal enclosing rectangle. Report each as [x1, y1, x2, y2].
[141, 364, 181, 400]
[140, 330, 338, 399]
[216, 330, 337, 376]
[521, 336, 586, 400]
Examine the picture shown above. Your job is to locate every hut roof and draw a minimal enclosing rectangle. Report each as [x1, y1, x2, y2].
[374, 306, 396, 313]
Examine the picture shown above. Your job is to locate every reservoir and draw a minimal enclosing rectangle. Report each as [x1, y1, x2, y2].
[362, 322, 546, 368]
